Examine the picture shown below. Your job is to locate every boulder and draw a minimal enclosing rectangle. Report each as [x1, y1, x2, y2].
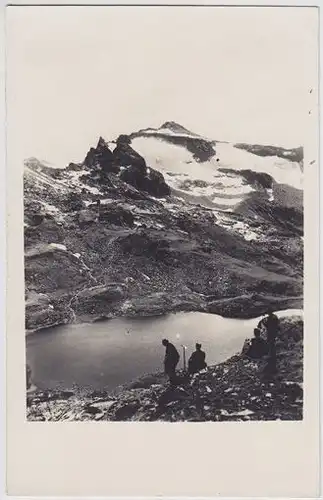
[78, 209, 98, 226]
[71, 283, 127, 318]
[28, 213, 44, 227]
[25, 296, 71, 330]
[116, 231, 170, 258]
[120, 165, 170, 197]
[114, 402, 140, 420]
[98, 203, 134, 227]
[24, 218, 65, 248]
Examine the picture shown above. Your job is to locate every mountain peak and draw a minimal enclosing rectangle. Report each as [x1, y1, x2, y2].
[159, 121, 196, 135]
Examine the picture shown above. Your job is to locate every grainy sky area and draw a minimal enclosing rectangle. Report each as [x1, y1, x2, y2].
[6, 6, 317, 167]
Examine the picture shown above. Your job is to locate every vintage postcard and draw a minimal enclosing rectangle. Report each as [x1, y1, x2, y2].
[5, 4, 320, 497]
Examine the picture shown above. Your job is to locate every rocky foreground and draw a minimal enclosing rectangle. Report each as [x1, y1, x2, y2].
[26, 316, 303, 422]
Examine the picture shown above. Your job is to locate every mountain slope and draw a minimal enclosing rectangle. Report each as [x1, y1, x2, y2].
[24, 123, 303, 331]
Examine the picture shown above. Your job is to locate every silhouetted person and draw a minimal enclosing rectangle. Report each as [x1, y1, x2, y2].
[262, 308, 279, 355]
[246, 328, 268, 359]
[162, 339, 180, 386]
[188, 343, 207, 375]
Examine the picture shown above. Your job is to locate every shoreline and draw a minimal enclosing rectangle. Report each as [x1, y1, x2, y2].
[25, 298, 303, 336]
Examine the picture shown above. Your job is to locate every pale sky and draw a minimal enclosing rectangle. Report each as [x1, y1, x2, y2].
[6, 6, 318, 167]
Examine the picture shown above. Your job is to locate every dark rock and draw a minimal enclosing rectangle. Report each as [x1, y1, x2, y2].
[78, 209, 97, 226]
[114, 403, 140, 420]
[114, 138, 146, 171]
[130, 123, 216, 162]
[219, 168, 273, 189]
[24, 219, 65, 249]
[146, 167, 171, 197]
[26, 364, 32, 390]
[60, 391, 75, 399]
[236, 192, 303, 237]
[278, 382, 303, 401]
[234, 143, 303, 163]
[84, 137, 119, 173]
[64, 192, 85, 212]
[119, 161, 170, 197]
[116, 231, 170, 259]
[98, 204, 134, 227]
[84, 404, 102, 415]
[116, 134, 132, 145]
[28, 213, 44, 226]
[161, 121, 197, 135]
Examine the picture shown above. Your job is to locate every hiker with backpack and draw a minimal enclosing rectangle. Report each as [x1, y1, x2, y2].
[244, 328, 268, 359]
[188, 343, 207, 375]
[162, 339, 180, 387]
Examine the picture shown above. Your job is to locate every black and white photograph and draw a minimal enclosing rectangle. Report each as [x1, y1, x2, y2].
[18, 6, 307, 423]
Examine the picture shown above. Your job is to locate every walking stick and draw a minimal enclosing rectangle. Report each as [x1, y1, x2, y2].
[181, 345, 187, 372]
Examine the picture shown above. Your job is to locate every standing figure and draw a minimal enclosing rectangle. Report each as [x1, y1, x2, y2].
[245, 328, 268, 359]
[188, 343, 207, 375]
[162, 339, 180, 387]
[261, 308, 280, 376]
[262, 309, 280, 354]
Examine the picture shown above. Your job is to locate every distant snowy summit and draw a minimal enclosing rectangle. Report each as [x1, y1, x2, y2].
[126, 121, 303, 210]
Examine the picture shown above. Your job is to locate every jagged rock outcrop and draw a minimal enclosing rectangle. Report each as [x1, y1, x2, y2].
[114, 135, 171, 197]
[113, 134, 146, 170]
[84, 137, 119, 173]
[119, 164, 171, 197]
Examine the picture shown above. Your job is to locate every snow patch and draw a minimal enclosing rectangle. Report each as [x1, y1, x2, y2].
[49, 243, 67, 251]
[220, 408, 254, 417]
[215, 212, 261, 242]
[217, 143, 303, 190]
[267, 188, 274, 202]
[131, 136, 257, 211]
[132, 136, 302, 196]
[107, 142, 117, 152]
